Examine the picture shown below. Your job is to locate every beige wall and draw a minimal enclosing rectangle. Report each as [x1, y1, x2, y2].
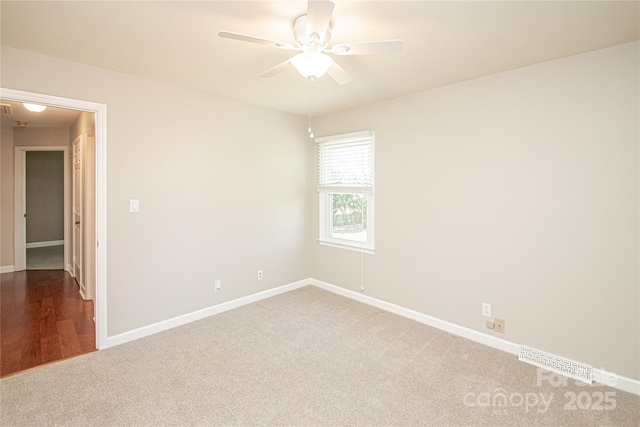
[13, 127, 69, 147]
[70, 111, 95, 141]
[1, 126, 14, 267]
[311, 42, 640, 380]
[25, 151, 64, 243]
[1, 46, 311, 336]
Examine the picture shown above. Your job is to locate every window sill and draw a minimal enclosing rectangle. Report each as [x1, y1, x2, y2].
[318, 239, 375, 255]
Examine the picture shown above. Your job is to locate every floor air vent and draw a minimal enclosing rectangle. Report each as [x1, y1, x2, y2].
[519, 345, 592, 384]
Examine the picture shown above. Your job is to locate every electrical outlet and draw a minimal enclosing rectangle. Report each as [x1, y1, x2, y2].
[494, 318, 505, 333]
[486, 320, 495, 329]
[482, 303, 492, 317]
[257, 270, 263, 281]
[214, 280, 221, 291]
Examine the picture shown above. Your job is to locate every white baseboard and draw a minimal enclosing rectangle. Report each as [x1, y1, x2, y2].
[26, 240, 64, 249]
[310, 278, 640, 396]
[310, 279, 519, 356]
[1, 265, 15, 274]
[106, 278, 310, 348]
[592, 368, 640, 395]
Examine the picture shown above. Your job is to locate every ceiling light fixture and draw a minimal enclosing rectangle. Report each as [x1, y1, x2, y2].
[23, 103, 47, 113]
[290, 52, 333, 81]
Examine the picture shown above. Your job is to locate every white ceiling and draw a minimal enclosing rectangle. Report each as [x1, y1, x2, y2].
[1, 1, 638, 117]
[0, 100, 81, 129]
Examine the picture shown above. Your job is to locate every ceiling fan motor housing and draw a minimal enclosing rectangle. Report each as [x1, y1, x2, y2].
[293, 15, 330, 53]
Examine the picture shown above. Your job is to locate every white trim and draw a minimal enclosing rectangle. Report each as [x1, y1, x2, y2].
[318, 240, 375, 254]
[317, 186, 374, 194]
[106, 279, 311, 348]
[1, 265, 15, 274]
[26, 240, 64, 249]
[1, 88, 108, 351]
[309, 278, 640, 396]
[315, 130, 374, 143]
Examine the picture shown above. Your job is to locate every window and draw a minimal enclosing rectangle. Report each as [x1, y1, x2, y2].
[316, 131, 374, 253]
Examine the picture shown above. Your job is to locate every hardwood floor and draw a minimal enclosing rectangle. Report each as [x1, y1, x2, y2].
[0, 270, 96, 378]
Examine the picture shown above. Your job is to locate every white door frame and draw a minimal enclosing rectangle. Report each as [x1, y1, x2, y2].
[14, 146, 70, 272]
[2, 88, 108, 350]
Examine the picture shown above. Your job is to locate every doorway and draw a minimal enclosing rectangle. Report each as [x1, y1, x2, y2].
[2, 105, 96, 376]
[13, 145, 72, 275]
[25, 149, 66, 270]
[1, 88, 107, 350]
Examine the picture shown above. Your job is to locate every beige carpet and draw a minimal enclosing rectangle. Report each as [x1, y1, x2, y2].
[26, 245, 64, 270]
[1, 286, 638, 426]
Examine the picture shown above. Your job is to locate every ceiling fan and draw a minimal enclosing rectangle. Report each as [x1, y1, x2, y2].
[218, 0, 404, 85]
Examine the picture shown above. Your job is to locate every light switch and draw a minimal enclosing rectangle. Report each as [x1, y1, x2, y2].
[130, 199, 140, 212]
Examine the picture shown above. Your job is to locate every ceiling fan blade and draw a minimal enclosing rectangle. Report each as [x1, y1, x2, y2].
[260, 59, 293, 78]
[306, 0, 334, 41]
[331, 40, 404, 55]
[327, 62, 353, 85]
[218, 31, 296, 50]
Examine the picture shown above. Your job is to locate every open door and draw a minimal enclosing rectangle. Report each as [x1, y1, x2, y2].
[72, 135, 85, 297]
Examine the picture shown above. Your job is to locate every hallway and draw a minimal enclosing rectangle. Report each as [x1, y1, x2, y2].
[0, 270, 95, 378]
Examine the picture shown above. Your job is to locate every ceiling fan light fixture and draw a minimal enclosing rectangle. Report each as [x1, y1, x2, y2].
[290, 52, 333, 80]
[23, 103, 47, 113]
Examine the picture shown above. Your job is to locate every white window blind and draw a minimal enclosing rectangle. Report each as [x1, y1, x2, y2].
[317, 131, 374, 191]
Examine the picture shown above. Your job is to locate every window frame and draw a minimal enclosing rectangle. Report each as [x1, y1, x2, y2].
[316, 131, 375, 254]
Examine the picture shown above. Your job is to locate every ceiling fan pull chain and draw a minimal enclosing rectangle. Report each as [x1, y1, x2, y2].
[308, 82, 315, 138]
